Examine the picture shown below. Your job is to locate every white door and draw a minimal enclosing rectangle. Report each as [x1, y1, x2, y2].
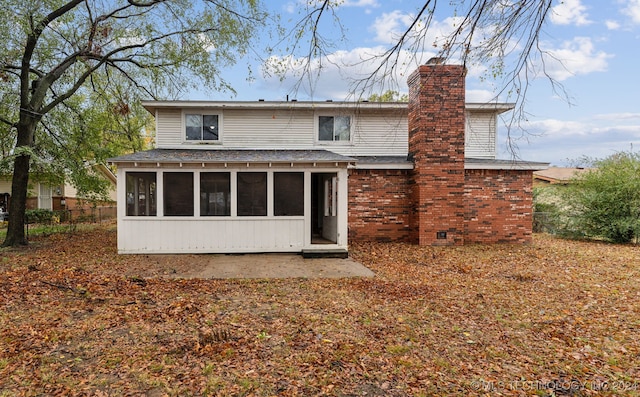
[38, 184, 53, 210]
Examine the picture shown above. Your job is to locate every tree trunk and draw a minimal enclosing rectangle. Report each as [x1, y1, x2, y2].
[2, 120, 36, 247]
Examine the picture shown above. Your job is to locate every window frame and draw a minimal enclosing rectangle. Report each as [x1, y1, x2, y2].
[236, 172, 268, 217]
[125, 172, 157, 217]
[183, 110, 223, 144]
[200, 172, 231, 216]
[315, 113, 353, 144]
[273, 172, 305, 216]
[163, 172, 194, 216]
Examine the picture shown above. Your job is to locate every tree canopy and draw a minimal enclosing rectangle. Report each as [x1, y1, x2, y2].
[368, 91, 408, 103]
[0, 0, 267, 246]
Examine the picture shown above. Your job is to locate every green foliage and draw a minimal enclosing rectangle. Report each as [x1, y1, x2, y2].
[1, 0, 267, 245]
[561, 151, 640, 243]
[368, 90, 408, 102]
[25, 209, 57, 224]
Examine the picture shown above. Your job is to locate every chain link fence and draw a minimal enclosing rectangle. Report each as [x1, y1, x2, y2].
[533, 212, 560, 234]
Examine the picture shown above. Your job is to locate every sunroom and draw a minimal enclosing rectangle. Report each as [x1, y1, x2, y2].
[109, 149, 352, 254]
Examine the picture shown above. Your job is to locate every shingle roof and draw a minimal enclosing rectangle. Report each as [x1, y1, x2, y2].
[351, 156, 411, 164]
[464, 157, 549, 170]
[533, 167, 592, 183]
[108, 149, 356, 164]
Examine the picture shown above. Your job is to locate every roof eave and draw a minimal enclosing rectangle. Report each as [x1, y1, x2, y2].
[465, 161, 549, 171]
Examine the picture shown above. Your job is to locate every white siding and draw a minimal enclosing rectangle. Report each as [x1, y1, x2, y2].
[223, 109, 315, 148]
[118, 218, 305, 253]
[465, 111, 496, 159]
[155, 109, 183, 147]
[330, 112, 408, 157]
[154, 107, 408, 156]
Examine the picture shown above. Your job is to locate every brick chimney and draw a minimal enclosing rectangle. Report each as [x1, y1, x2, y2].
[408, 58, 466, 245]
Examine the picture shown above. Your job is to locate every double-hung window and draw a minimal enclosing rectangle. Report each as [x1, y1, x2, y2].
[185, 114, 220, 142]
[318, 115, 351, 142]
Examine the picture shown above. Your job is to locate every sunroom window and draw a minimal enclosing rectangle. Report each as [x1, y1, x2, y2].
[126, 172, 156, 216]
[237, 172, 267, 216]
[318, 115, 351, 142]
[200, 172, 231, 216]
[164, 172, 194, 216]
[274, 172, 304, 216]
[186, 114, 219, 141]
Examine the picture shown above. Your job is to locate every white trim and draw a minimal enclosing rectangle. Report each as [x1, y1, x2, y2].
[144, 100, 408, 114]
[464, 162, 549, 171]
[465, 102, 515, 114]
[351, 162, 414, 170]
[156, 170, 164, 217]
[193, 172, 200, 217]
[314, 112, 355, 146]
[182, 109, 224, 145]
[143, 99, 514, 115]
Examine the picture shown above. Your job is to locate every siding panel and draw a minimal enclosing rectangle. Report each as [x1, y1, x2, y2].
[119, 218, 304, 253]
[465, 111, 496, 159]
[156, 109, 183, 147]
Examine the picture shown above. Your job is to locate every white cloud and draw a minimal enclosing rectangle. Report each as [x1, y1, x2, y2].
[540, 37, 611, 81]
[592, 112, 640, 121]
[369, 10, 469, 48]
[605, 19, 621, 30]
[528, 118, 589, 137]
[624, 0, 640, 24]
[261, 45, 442, 100]
[342, 0, 380, 7]
[466, 89, 496, 102]
[284, 0, 379, 13]
[370, 10, 416, 44]
[550, 0, 591, 26]
[499, 114, 640, 164]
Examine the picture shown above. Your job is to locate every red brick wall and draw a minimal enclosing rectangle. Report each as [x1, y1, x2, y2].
[408, 61, 467, 245]
[345, 60, 536, 246]
[348, 169, 413, 242]
[464, 169, 533, 244]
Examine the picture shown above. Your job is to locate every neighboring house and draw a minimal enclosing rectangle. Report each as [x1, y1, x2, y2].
[533, 167, 591, 186]
[0, 164, 117, 213]
[109, 58, 548, 255]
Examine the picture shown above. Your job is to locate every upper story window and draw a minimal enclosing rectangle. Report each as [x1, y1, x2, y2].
[318, 115, 351, 142]
[186, 114, 220, 142]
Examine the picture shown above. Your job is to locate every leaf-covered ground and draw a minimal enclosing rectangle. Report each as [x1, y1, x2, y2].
[1, 224, 639, 396]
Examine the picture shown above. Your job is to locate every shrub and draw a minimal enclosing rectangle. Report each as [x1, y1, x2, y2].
[25, 209, 57, 224]
[561, 151, 640, 243]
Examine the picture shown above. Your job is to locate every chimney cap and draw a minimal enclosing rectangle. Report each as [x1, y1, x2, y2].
[427, 57, 446, 65]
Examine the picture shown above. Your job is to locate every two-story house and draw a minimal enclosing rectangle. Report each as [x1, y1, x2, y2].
[109, 59, 547, 255]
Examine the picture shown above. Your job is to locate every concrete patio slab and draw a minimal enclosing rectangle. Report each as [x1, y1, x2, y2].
[149, 253, 375, 279]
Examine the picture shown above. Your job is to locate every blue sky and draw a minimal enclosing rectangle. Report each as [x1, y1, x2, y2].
[191, 0, 640, 166]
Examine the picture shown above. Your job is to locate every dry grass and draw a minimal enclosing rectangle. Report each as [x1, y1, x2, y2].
[0, 225, 639, 396]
